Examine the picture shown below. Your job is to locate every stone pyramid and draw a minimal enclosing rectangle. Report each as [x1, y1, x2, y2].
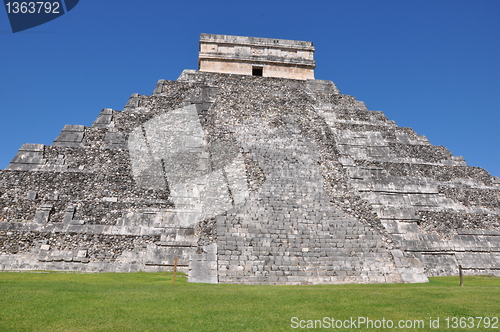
[0, 34, 499, 284]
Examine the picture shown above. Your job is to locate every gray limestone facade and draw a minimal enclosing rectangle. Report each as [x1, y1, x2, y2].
[198, 33, 315, 80]
[0, 36, 499, 284]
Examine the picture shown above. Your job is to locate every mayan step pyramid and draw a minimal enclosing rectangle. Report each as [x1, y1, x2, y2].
[1, 34, 499, 284]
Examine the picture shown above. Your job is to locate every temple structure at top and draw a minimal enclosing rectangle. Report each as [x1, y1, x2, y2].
[198, 33, 316, 80]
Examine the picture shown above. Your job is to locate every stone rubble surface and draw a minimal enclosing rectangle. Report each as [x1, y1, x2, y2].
[0, 70, 498, 282]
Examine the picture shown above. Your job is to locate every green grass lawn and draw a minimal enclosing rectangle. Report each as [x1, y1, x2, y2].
[0, 272, 498, 331]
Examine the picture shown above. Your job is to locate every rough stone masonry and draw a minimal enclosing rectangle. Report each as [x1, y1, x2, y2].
[0, 34, 499, 284]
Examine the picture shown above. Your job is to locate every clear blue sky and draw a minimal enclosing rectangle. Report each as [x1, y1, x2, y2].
[1, 1, 499, 176]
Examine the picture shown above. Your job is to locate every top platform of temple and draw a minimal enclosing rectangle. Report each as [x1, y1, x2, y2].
[198, 33, 316, 80]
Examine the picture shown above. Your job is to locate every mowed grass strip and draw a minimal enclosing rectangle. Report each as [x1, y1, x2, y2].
[0, 272, 498, 331]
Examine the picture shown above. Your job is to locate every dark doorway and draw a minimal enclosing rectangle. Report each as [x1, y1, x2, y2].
[252, 66, 263, 76]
